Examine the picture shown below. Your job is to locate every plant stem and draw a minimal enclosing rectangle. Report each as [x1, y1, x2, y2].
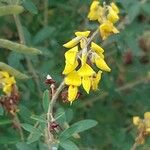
[131, 142, 138, 150]
[13, 114, 24, 141]
[13, 15, 42, 97]
[44, 0, 49, 26]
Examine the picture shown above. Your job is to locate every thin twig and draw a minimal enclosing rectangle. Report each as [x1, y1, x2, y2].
[44, 0, 49, 26]
[13, 15, 42, 97]
[131, 142, 139, 150]
[13, 114, 24, 141]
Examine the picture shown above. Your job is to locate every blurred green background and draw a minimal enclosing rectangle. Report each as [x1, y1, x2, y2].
[0, 0, 150, 149]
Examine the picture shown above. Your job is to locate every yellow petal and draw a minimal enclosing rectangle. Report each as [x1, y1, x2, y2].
[91, 42, 104, 55]
[68, 85, 78, 102]
[87, 1, 103, 21]
[62, 60, 78, 75]
[65, 46, 78, 64]
[107, 7, 119, 24]
[75, 31, 90, 37]
[144, 112, 150, 120]
[77, 63, 95, 76]
[63, 37, 81, 48]
[82, 76, 91, 94]
[133, 116, 140, 126]
[92, 71, 102, 90]
[65, 71, 81, 86]
[99, 21, 119, 40]
[0, 71, 9, 78]
[95, 56, 111, 72]
[3, 84, 12, 94]
[111, 2, 119, 14]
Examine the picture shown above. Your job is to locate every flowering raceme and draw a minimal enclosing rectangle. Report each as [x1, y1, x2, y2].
[62, 1, 120, 103]
[133, 112, 150, 144]
[88, 1, 119, 40]
[0, 71, 16, 95]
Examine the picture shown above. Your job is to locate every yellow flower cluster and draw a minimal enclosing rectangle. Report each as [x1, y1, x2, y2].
[133, 112, 150, 144]
[88, 0, 120, 40]
[0, 71, 16, 95]
[62, 1, 120, 103]
[62, 31, 110, 103]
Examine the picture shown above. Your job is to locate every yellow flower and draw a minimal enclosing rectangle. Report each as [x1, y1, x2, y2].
[133, 116, 141, 126]
[99, 21, 119, 40]
[63, 46, 79, 75]
[75, 31, 90, 37]
[111, 2, 119, 14]
[78, 63, 95, 93]
[63, 31, 90, 48]
[91, 71, 102, 90]
[62, 60, 78, 75]
[107, 6, 119, 24]
[0, 71, 16, 95]
[65, 71, 81, 102]
[88, 1, 103, 22]
[94, 55, 111, 72]
[91, 42, 104, 59]
[65, 46, 78, 65]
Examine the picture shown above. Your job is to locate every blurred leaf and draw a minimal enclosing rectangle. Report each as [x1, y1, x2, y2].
[128, 2, 141, 22]
[0, 62, 28, 79]
[0, 62, 29, 79]
[60, 140, 79, 150]
[141, 2, 150, 14]
[0, 136, 20, 144]
[31, 115, 46, 123]
[21, 123, 41, 134]
[0, 105, 4, 116]
[0, 5, 24, 16]
[0, 39, 42, 55]
[59, 119, 98, 141]
[22, 0, 38, 14]
[16, 142, 34, 150]
[42, 90, 50, 112]
[33, 26, 55, 44]
[0, 118, 12, 125]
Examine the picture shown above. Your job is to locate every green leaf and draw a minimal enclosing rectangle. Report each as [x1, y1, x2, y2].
[42, 90, 50, 112]
[0, 5, 24, 16]
[0, 105, 4, 116]
[59, 119, 98, 141]
[16, 142, 34, 150]
[31, 115, 46, 123]
[60, 140, 79, 150]
[0, 136, 20, 144]
[0, 39, 42, 55]
[22, 0, 38, 14]
[21, 123, 41, 134]
[33, 26, 55, 44]
[128, 2, 141, 22]
[0, 118, 12, 125]
[0, 62, 29, 79]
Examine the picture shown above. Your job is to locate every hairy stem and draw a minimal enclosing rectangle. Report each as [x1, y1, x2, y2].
[130, 142, 138, 150]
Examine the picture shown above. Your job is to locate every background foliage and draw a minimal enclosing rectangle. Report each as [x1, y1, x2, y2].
[0, 0, 150, 149]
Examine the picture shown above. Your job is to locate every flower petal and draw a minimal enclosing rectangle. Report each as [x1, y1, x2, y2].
[68, 85, 78, 102]
[92, 71, 102, 90]
[133, 116, 140, 126]
[63, 37, 81, 48]
[82, 76, 91, 94]
[95, 56, 111, 72]
[91, 42, 104, 54]
[65, 71, 81, 86]
[62, 60, 78, 75]
[65, 46, 78, 64]
[77, 63, 95, 76]
[144, 112, 150, 120]
[75, 31, 90, 37]
[111, 2, 119, 14]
